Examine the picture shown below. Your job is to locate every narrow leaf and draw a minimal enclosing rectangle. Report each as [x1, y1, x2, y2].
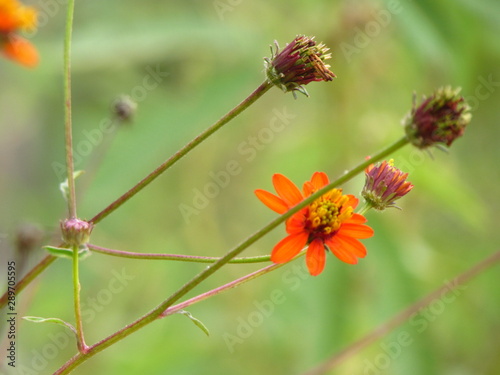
[59, 170, 84, 201]
[44, 246, 74, 259]
[44, 245, 91, 260]
[177, 310, 210, 337]
[23, 316, 77, 335]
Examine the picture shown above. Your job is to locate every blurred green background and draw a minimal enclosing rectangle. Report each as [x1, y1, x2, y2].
[1, 0, 499, 374]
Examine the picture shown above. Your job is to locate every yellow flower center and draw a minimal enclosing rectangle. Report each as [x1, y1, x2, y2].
[306, 189, 353, 237]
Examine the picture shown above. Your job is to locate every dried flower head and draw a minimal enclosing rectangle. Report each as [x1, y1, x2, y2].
[264, 35, 336, 97]
[16, 222, 43, 254]
[362, 160, 413, 210]
[255, 172, 373, 276]
[404, 87, 471, 149]
[60, 218, 94, 247]
[0, 0, 38, 67]
[112, 95, 137, 122]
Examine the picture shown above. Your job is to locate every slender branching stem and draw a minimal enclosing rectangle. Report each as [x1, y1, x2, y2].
[63, 0, 77, 219]
[89, 81, 273, 225]
[160, 251, 305, 317]
[88, 244, 271, 263]
[55, 136, 410, 374]
[0, 254, 57, 309]
[303, 249, 500, 375]
[72, 245, 87, 353]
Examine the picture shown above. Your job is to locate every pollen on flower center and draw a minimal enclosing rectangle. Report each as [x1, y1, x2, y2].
[306, 191, 353, 236]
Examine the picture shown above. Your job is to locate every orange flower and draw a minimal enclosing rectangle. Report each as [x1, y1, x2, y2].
[255, 172, 374, 276]
[0, 0, 38, 67]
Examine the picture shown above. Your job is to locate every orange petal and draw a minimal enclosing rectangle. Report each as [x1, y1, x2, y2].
[325, 236, 359, 264]
[310, 171, 329, 190]
[343, 195, 359, 210]
[2, 35, 38, 67]
[331, 234, 367, 258]
[302, 181, 315, 197]
[285, 212, 306, 234]
[348, 213, 368, 224]
[338, 223, 374, 239]
[272, 174, 303, 206]
[255, 189, 288, 214]
[271, 232, 308, 264]
[306, 238, 326, 276]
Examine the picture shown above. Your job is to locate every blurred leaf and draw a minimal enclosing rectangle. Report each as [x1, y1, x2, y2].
[177, 310, 210, 337]
[59, 170, 85, 201]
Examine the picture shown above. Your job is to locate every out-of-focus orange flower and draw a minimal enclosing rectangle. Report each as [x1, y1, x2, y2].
[255, 172, 374, 276]
[0, 0, 38, 67]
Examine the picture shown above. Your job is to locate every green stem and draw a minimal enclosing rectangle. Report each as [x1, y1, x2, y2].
[88, 244, 271, 263]
[357, 201, 372, 216]
[2, 80, 275, 309]
[303, 249, 500, 375]
[72, 245, 87, 353]
[161, 251, 305, 317]
[63, 0, 77, 219]
[0, 254, 57, 310]
[54, 136, 409, 374]
[89, 81, 273, 225]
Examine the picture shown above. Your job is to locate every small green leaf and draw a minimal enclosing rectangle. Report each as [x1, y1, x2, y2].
[59, 170, 85, 201]
[177, 310, 210, 337]
[23, 316, 77, 335]
[44, 246, 74, 259]
[44, 245, 91, 260]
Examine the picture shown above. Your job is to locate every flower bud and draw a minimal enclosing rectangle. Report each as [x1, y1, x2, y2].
[112, 95, 137, 122]
[60, 218, 93, 247]
[362, 160, 413, 210]
[264, 35, 336, 97]
[404, 87, 471, 149]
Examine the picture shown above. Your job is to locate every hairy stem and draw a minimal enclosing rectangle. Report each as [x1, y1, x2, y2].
[90, 81, 272, 225]
[72, 245, 87, 353]
[88, 244, 271, 263]
[55, 136, 410, 373]
[303, 249, 500, 375]
[63, 0, 77, 218]
[161, 252, 304, 317]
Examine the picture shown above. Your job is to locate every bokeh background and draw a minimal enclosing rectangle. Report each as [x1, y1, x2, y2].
[1, 0, 499, 374]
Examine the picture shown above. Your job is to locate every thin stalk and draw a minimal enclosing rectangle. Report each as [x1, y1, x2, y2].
[63, 0, 77, 218]
[72, 245, 87, 353]
[55, 136, 410, 374]
[0, 254, 57, 309]
[3, 80, 274, 308]
[88, 244, 271, 263]
[357, 201, 372, 216]
[161, 251, 304, 317]
[303, 249, 500, 375]
[90, 81, 273, 225]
